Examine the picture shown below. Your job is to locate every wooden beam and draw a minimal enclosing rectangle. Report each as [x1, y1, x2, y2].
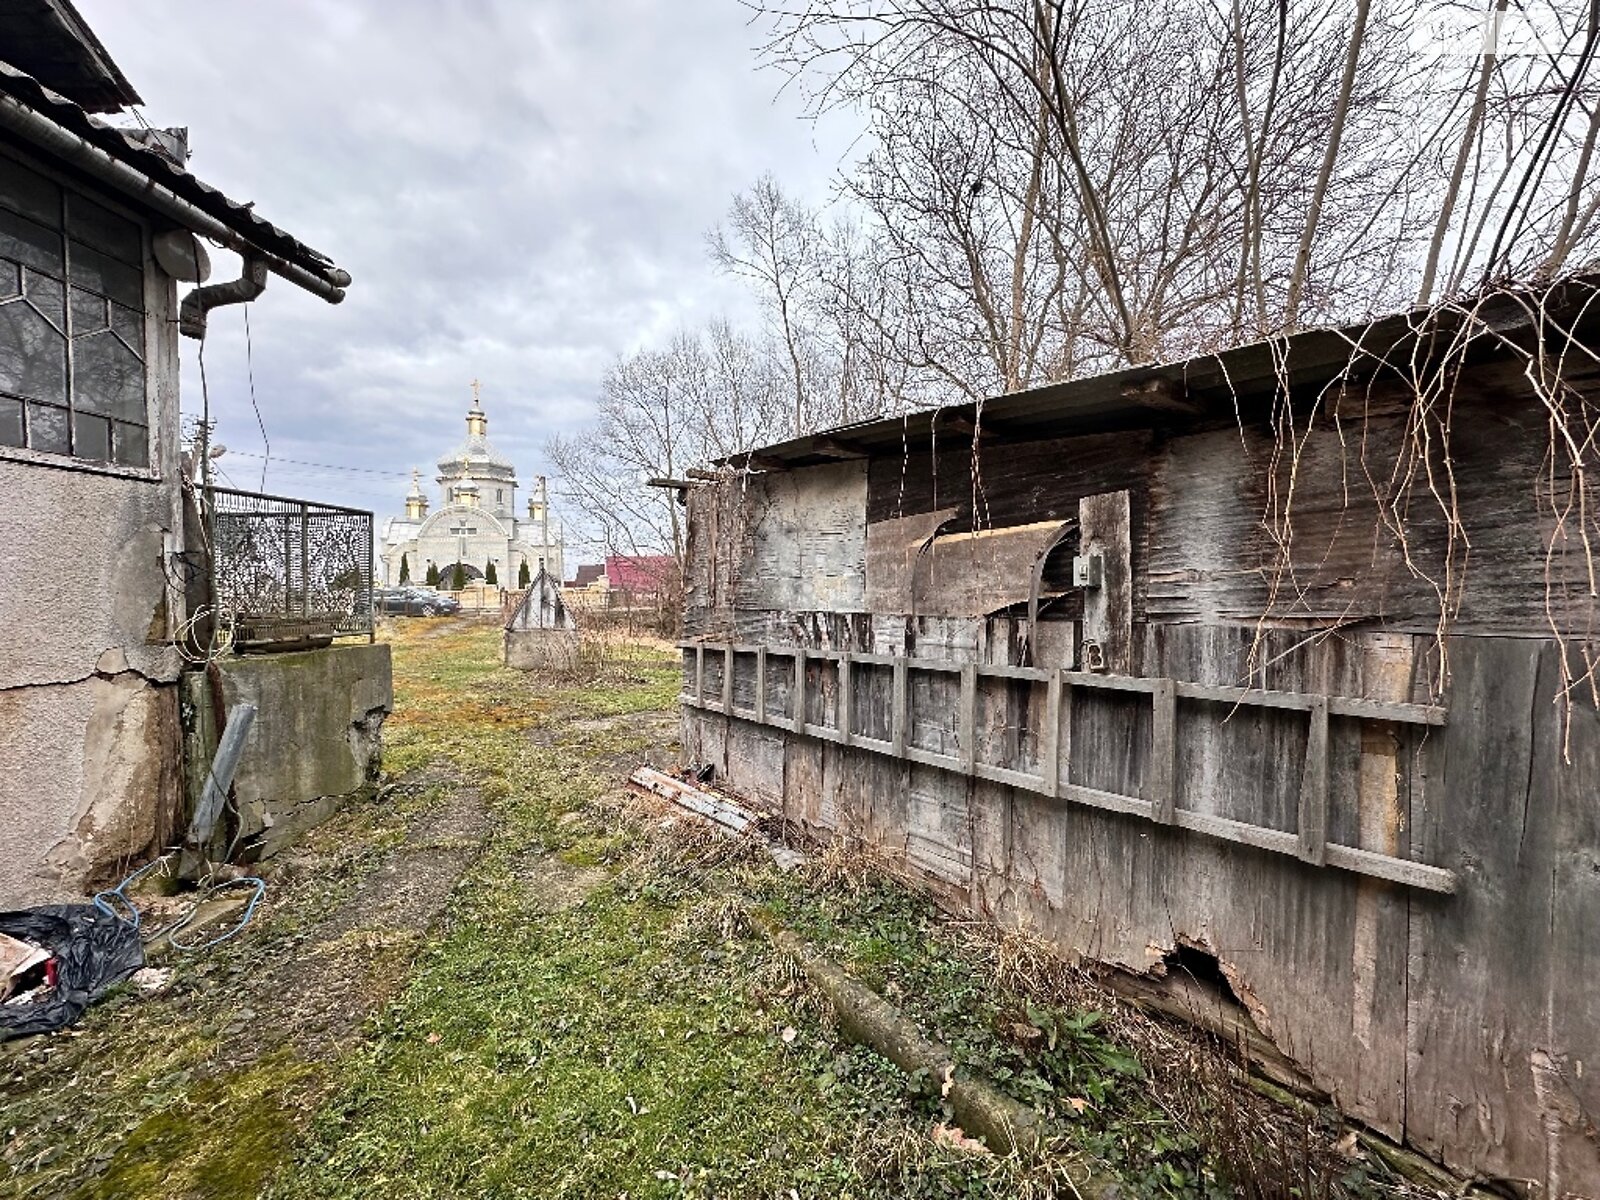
[793, 648, 807, 736]
[676, 640, 1458, 893]
[755, 646, 767, 721]
[679, 678, 1455, 894]
[722, 645, 734, 714]
[1151, 678, 1177, 823]
[1044, 670, 1063, 799]
[744, 453, 789, 472]
[960, 663, 978, 772]
[1079, 490, 1133, 674]
[935, 410, 978, 437]
[838, 654, 853, 745]
[891, 656, 908, 757]
[1120, 376, 1204, 416]
[813, 435, 868, 460]
[1297, 696, 1330, 866]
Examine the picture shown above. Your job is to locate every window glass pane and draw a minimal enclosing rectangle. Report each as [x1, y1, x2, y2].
[66, 195, 140, 265]
[0, 159, 60, 226]
[0, 397, 20, 447]
[0, 262, 16, 300]
[71, 287, 107, 333]
[73, 411, 110, 461]
[110, 302, 142, 355]
[27, 402, 67, 454]
[0, 300, 66, 403]
[112, 421, 148, 468]
[24, 270, 63, 330]
[67, 241, 142, 309]
[0, 209, 62, 276]
[72, 328, 144, 421]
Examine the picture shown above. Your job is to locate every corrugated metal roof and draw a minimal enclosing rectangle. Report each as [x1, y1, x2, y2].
[0, 0, 142, 112]
[0, 60, 345, 287]
[724, 273, 1600, 469]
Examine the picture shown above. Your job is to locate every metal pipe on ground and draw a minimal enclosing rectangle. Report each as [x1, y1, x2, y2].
[180, 702, 257, 877]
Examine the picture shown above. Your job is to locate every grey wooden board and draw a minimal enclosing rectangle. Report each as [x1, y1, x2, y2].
[691, 364, 1600, 649]
[698, 621, 1445, 1148]
[852, 660, 896, 743]
[1080, 490, 1133, 674]
[692, 628, 1600, 1187]
[741, 461, 869, 613]
[864, 507, 957, 614]
[1405, 638, 1600, 1194]
[722, 718, 786, 812]
[910, 519, 1074, 618]
[909, 668, 962, 756]
[1140, 371, 1600, 637]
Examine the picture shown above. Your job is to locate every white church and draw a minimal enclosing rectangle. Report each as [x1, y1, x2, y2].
[379, 386, 564, 589]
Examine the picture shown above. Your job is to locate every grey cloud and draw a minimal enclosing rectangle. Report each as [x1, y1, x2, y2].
[80, 0, 859, 529]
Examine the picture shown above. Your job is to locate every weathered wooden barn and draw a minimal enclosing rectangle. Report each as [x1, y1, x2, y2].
[679, 277, 1600, 1194]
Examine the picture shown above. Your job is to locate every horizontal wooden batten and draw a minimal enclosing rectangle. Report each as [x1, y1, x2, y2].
[680, 641, 1457, 895]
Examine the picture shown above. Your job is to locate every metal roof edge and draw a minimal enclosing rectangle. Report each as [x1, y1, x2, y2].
[722, 273, 1600, 470]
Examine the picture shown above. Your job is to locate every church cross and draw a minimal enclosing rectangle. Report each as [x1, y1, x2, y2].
[470, 378, 481, 406]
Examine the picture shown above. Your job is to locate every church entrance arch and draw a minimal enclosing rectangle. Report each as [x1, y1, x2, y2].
[440, 562, 483, 585]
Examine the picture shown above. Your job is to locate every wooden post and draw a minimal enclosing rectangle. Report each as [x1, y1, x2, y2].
[960, 663, 978, 772]
[755, 647, 767, 721]
[695, 645, 705, 706]
[1079, 490, 1133, 674]
[891, 656, 908, 756]
[1151, 677, 1176, 824]
[793, 648, 807, 735]
[1298, 695, 1330, 865]
[1044, 670, 1063, 798]
[838, 654, 853, 744]
[722, 645, 734, 713]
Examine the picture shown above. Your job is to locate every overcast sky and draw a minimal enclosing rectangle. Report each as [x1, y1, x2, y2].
[80, 1, 859, 548]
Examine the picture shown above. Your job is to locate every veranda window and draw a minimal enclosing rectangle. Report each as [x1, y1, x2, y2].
[0, 151, 148, 468]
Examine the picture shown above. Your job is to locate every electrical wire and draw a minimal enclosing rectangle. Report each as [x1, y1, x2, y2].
[244, 302, 268, 492]
[224, 449, 413, 477]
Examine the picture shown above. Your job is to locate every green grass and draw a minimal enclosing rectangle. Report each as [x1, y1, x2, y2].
[269, 624, 1059, 1200]
[4, 621, 1394, 1199]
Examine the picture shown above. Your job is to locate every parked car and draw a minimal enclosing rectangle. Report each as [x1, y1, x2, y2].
[374, 587, 461, 617]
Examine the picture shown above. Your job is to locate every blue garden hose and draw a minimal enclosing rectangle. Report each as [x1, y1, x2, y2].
[92, 861, 265, 952]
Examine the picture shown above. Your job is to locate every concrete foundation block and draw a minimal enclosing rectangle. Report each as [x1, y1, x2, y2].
[181, 642, 393, 860]
[503, 628, 580, 672]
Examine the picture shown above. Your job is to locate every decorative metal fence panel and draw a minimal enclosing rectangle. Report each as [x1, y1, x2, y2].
[209, 487, 374, 649]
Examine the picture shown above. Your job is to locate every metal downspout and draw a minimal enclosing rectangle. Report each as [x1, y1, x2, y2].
[179, 253, 267, 340]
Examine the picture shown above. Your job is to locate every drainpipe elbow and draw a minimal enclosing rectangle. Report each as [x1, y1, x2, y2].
[180, 254, 269, 340]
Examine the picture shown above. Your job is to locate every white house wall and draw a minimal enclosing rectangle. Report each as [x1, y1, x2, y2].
[0, 245, 184, 905]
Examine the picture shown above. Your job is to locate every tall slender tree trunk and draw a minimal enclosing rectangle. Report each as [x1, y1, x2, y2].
[1420, 0, 1506, 303]
[1284, 0, 1371, 329]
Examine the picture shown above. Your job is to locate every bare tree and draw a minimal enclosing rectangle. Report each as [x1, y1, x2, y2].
[547, 322, 787, 568]
[752, 0, 1600, 383]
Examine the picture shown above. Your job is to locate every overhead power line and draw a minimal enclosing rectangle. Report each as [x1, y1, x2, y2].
[223, 449, 414, 477]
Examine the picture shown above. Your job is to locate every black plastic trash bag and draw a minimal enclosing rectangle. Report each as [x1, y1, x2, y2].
[0, 905, 144, 1040]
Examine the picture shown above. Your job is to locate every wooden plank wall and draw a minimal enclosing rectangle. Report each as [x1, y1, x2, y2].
[677, 362, 1600, 1191]
[686, 630, 1600, 1190]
